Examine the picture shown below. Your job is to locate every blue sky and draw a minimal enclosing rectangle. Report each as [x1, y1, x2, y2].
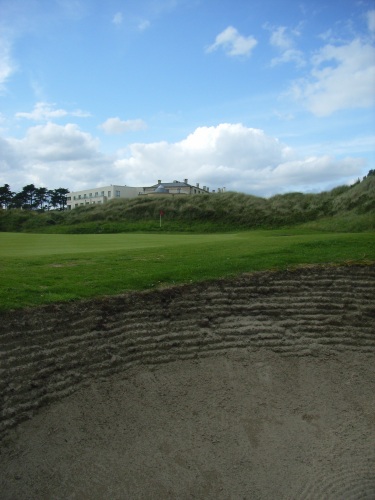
[1, 0, 374, 196]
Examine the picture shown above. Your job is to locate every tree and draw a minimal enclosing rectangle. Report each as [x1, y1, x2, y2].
[0, 184, 14, 209]
[50, 188, 69, 210]
[35, 187, 49, 210]
[1, 183, 69, 210]
[21, 184, 38, 209]
[9, 191, 28, 209]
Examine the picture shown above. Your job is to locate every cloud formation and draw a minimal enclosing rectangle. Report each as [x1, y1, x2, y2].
[16, 102, 91, 121]
[206, 26, 257, 57]
[0, 123, 366, 195]
[112, 12, 123, 25]
[290, 38, 375, 115]
[1, 122, 111, 189]
[113, 124, 364, 194]
[138, 19, 150, 31]
[366, 9, 375, 34]
[266, 24, 305, 67]
[99, 117, 147, 134]
[0, 35, 16, 91]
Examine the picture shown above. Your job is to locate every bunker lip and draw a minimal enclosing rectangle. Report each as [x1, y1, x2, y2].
[1, 264, 374, 499]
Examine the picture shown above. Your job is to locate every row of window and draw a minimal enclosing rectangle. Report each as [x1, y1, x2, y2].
[72, 190, 122, 201]
[74, 201, 103, 207]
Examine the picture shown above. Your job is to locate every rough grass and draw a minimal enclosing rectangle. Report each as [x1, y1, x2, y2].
[0, 230, 374, 311]
[1, 175, 374, 234]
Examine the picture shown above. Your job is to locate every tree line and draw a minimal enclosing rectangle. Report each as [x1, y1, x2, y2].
[0, 184, 69, 210]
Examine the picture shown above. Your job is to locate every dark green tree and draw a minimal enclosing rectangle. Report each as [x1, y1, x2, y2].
[21, 184, 38, 209]
[50, 188, 69, 210]
[35, 187, 49, 210]
[0, 184, 14, 209]
[9, 190, 28, 209]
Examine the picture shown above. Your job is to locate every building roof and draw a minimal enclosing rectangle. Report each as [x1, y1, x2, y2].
[154, 185, 169, 193]
[150, 181, 189, 188]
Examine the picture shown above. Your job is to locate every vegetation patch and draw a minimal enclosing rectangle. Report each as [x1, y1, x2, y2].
[0, 230, 374, 310]
[1, 172, 374, 234]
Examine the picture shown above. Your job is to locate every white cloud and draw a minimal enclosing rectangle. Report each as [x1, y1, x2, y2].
[16, 102, 91, 121]
[100, 117, 147, 134]
[112, 12, 123, 25]
[138, 19, 150, 31]
[367, 10, 375, 34]
[0, 34, 16, 91]
[113, 124, 365, 195]
[266, 24, 305, 67]
[13, 122, 100, 161]
[206, 26, 257, 57]
[290, 38, 375, 116]
[271, 48, 305, 67]
[270, 26, 294, 50]
[1, 122, 111, 190]
[0, 123, 367, 195]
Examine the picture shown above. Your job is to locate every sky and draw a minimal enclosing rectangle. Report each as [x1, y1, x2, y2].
[0, 0, 374, 196]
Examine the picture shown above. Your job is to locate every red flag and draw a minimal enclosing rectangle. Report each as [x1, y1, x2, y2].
[159, 210, 165, 216]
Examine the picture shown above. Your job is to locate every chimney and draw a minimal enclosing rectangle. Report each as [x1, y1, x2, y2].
[184, 178, 188, 184]
[196, 183, 199, 188]
[157, 179, 161, 184]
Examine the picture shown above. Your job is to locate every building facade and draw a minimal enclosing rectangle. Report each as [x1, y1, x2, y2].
[67, 185, 141, 209]
[141, 179, 210, 196]
[66, 179, 215, 209]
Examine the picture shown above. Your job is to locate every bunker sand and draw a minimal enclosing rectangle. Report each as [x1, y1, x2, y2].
[1, 265, 374, 499]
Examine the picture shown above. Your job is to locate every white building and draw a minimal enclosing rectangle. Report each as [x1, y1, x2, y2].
[67, 185, 141, 210]
[141, 179, 210, 196]
[66, 179, 220, 209]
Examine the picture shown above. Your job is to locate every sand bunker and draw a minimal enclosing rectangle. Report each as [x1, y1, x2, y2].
[1, 265, 374, 499]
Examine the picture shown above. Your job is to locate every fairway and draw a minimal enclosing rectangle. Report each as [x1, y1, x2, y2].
[0, 230, 374, 310]
[0, 232, 235, 257]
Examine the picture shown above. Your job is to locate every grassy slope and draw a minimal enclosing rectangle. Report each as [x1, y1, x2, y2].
[0, 175, 373, 310]
[1, 175, 374, 234]
[1, 230, 374, 311]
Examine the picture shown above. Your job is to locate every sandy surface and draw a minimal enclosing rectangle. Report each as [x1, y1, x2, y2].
[1, 264, 374, 499]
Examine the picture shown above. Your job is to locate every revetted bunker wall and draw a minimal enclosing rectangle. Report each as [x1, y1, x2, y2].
[1, 264, 374, 441]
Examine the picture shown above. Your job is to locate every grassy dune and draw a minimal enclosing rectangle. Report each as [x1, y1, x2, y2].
[1, 174, 374, 234]
[1, 230, 374, 310]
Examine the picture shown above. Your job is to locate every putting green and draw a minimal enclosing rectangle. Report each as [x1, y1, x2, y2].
[0, 232, 236, 257]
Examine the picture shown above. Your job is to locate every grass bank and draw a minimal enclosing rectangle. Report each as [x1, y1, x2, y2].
[1, 174, 374, 234]
[1, 230, 374, 311]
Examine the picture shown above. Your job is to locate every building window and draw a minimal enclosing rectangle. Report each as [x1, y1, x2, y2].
[89, 193, 92, 197]
[78, 195, 81, 199]
[115, 190, 121, 197]
[108, 191, 111, 197]
[95, 192, 98, 196]
[101, 191, 104, 196]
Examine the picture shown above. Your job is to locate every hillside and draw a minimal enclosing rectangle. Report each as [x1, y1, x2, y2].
[0, 174, 374, 233]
